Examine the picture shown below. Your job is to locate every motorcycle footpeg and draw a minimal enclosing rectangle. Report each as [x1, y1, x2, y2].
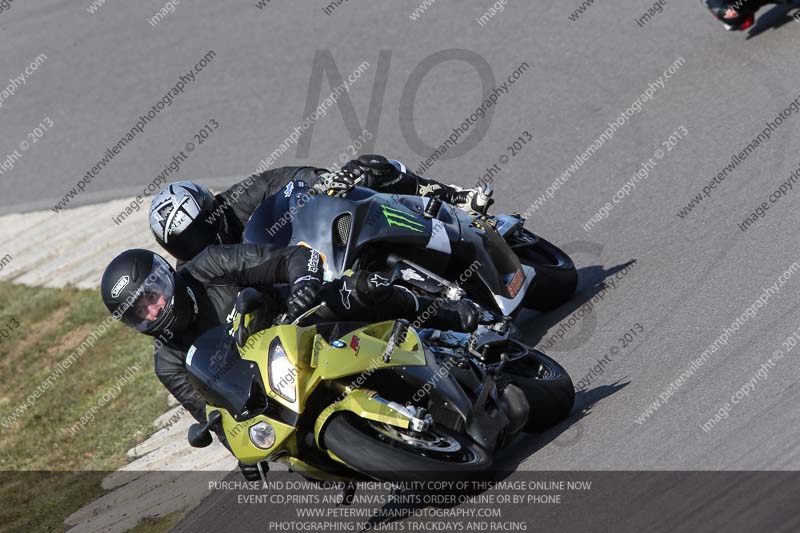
[489, 316, 513, 334]
[488, 353, 508, 377]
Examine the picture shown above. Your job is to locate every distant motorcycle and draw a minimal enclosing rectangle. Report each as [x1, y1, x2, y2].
[244, 180, 577, 318]
[703, 0, 793, 31]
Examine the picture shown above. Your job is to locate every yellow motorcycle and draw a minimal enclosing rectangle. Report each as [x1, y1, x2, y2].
[185, 288, 574, 483]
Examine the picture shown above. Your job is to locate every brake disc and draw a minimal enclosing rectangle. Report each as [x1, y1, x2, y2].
[368, 422, 462, 453]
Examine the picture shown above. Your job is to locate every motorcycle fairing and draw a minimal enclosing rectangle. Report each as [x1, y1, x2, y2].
[493, 213, 524, 237]
[186, 327, 276, 423]
[217, 409, 298, 465]
[313, 388, 412, 451]
[244, 182, 531, 314]
[376, 351, 508, 451]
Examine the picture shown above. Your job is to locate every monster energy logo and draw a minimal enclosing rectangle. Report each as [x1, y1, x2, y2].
[381, 205, 425, 232]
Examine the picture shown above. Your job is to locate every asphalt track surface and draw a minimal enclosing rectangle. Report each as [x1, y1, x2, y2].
[3, 0, 800, 529]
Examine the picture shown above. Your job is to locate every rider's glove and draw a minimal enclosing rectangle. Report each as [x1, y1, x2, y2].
[347, 155, 401, 189]
[318, 155, 402, 193]
[312, 167, 363, 196]
[286, 278, 322, 322]
[452, 183, 494, 215]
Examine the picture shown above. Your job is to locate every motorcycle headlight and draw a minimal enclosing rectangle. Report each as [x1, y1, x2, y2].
[249, 421, 276, 449]
[268, 340, 297, 402]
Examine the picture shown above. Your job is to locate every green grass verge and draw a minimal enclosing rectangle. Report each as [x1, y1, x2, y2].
[0, 282, 172, 532]
[128, 510, 190, 533]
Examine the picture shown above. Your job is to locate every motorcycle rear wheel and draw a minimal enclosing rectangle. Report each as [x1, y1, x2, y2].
[509, 228, 577, 311]
[497, 347, 575, 432]
[322, 413, 493, 483]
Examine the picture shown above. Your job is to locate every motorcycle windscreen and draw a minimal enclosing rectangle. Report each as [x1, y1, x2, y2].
[185, 327, 268, 420]
[242, 180, 311, 248]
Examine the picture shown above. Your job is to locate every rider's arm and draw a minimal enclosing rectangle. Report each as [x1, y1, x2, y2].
[342, 155, 466, 202]
[374, 168, 463, 201]
[186, 244, 323, 289]
[154, 344, 207, 424]
[218, 167, 325, 227]
[373, 160, 492, 213]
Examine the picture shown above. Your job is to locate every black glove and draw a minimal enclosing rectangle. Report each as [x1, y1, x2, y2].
[312, 167, 364, 196]
[286, 279, 322, 322]
[349, 154, 403, 189]
[315, 155, 402, 195]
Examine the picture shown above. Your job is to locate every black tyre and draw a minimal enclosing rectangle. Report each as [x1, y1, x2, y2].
[509, 228, 577, 311]
[322, 413, 494, 483]
[497, 346, 575, 432]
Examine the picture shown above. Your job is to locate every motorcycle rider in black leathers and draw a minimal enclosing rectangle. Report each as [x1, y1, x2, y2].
[702, 0, 789, 30]
[148, 154, 492, 262]
[100, 245, 478, 427]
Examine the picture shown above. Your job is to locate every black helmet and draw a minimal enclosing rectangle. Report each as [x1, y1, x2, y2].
[149, 181, 225, 261]
[101, 249, 196, 337]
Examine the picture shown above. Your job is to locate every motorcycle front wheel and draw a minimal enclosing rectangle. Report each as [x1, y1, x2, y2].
[508, 228, 577, 311]
[322, 413, 493, 483]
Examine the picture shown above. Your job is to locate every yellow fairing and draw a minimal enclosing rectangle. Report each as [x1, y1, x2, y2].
[308, 320, 426, 379]
[210, 407, 296, 465]
[227, 319, 427, 465]
[313, 388, 411, 449]
[236, 324, 316, 413]
[237, 320, 427, 415]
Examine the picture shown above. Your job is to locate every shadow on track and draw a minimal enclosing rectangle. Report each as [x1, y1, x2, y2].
[746, 1, 800, 38]
[354, 382, 630, 531]
[516, 260, 638, 349]
[495, 380, 630, 468]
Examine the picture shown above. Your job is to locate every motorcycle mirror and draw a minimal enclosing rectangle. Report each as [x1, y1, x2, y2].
[235, 287, 266, 315]
[188, 410, 223, 448]
[207, 410, 222, 426]
[188, 424, 212, 448]
[235, 323, 250, 348]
